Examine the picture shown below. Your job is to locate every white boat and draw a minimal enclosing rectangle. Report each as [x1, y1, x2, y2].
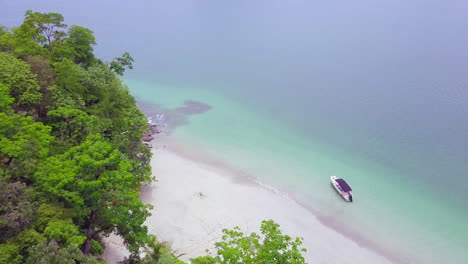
[330, 176, 353, 202]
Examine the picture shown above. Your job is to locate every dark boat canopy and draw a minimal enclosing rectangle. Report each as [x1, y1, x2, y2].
[336, 179, 352, 192]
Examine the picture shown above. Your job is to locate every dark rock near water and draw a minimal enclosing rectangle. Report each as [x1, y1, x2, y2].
[136, 99, 212, 136]
[142, 123, 160, 144]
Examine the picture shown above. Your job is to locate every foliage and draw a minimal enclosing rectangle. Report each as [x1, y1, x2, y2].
[66, 25, 96, 66]
[141, 236, 186, 264]
[156, 248, 188, 264]
[80, 63, 152, 182]
[0, 83, 14, 112]
[111, 52, 134, 75]
[90, 239, 104, 255]
[23, 10, 67, 48]
[0, 9, 311, 264]
[35, 134, 152, 253]
[0, 113, 53, 178]
[52, 58, 85, 107]
[0, 243, 23, 264]
[24, 55, 56, 90]
[13, 228, 46, 257]
[47, 106, 98, 145]
[0, 25, 7, 37]
[44, 220, 86, 248]
[24, 55, 56, 118]
[0, 9, 151, 263]
[34, 203, 76, 232]
[3, 24, 47, 57]
[50, 39, 75, 63]
[26, 241, 101, 264]
[0, 52, 42, 111]
[119, 236, 187, 264]
[54, 58, 84, 93]
[191, 220, 307, 264]
[190, 256, 216, 264]
[0, 180, 36, 241]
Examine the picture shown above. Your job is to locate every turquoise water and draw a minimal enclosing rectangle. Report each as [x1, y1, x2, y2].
[2, 1, 468, 263]
[128, 79, 467, 263]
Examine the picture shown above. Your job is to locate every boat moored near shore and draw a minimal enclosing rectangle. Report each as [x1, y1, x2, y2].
[331, 176, 353, 202]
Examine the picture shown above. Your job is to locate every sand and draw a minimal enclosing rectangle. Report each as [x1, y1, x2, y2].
[103, 141, 394, 264]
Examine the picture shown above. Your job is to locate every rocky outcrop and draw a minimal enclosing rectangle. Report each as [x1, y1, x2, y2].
[143, 123, 160, 144]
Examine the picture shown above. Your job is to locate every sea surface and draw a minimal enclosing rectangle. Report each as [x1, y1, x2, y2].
[2, 1, 468, 263]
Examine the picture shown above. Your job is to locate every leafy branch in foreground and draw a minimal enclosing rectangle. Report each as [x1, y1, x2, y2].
[191, 220, 307, 264]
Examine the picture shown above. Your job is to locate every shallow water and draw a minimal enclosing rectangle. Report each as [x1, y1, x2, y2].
[2, 1, 468, 263]
[130, 80, 468, 264]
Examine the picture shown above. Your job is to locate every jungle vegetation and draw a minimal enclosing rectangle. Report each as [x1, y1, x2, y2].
[0, 11, 307, 264]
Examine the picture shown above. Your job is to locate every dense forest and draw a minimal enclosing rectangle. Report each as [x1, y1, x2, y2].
[0, 11, 306, 264]
[0, 10, 155, 264]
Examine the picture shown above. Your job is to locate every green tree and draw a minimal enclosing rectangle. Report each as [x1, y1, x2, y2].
[44, 220, 86, 248]
[0, 113, 53, 178]
[4, 24, 47, 57]
[79, 63, 113, 105]
[191, 220, 307, 264]
[0, 52, 42, 112]
[119, 236, 187, 264]
[50, 39, 75, 62]
[24, 55, 56, 91]
[0, 180, 36, 241]
[0, 26, 7, 37]
[0, 10, 66, 56]
[35, 134, 152, 254]
[110, 52, 134, 76]
[66, 25, 96, 66]
[141, 236, 186, 264]
[0, 243, 23, 264]
[52, 58, 85, 108]
[47, 106, 98, 145]
[23, 10, 67, 48]
[34, 203, 77, 232]
[54, 58, 84, 94]
[13, 228, 46, 258]
[26, 241, 100, 264]
[0, 11, 155, 260]
[0, 27, 14, 53]
[80, 64, 152, 182]
[0, 83, 14, 112]
[189, 256, 216, 264]
[24, 55, 56, 118]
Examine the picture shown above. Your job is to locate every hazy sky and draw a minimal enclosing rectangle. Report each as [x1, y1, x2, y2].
[2, 0, 468, 179]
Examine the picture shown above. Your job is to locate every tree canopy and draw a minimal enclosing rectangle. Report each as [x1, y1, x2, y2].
[0, 113, 53, 179]
[0, 10, 308, 264]
[66, 25, 96, 66]
[0, 52, 42, 111]
[35, 134, 151, 253]
[0, 10, 152, 264]
[191, 220, 307, 264]
[0, 180, 36, 241]
[23, 10, 67, 48]
[26, 241, 100, 264]
[111, 52, 134, 76]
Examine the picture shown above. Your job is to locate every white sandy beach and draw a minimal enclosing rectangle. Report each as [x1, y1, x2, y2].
[104, 141, 394, 264]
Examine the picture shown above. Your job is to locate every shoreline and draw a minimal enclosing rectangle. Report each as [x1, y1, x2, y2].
[152, 137, 414, 264]
[130, 93, 468, 264]
[103, 134, 401, 264]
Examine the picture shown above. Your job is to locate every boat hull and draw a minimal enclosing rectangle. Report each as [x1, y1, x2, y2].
[330, 176, 353, 202]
